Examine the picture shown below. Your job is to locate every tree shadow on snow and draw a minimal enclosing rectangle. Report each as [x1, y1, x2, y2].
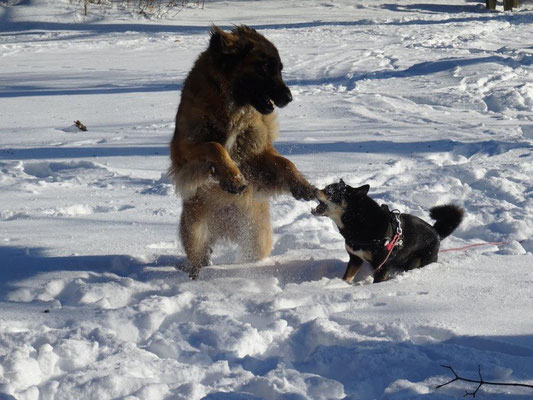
[2, 10, 532, 39]
[1, 139, 530, 161]
[287, 54, 533, 90]
[276, 139, 532, 158]
[382, 3, 484, 14]
[0, 83, 181, 98]
[0, 145, 168, 160]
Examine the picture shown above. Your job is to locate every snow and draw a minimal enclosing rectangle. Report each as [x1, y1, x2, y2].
[1, 0, 533, 399]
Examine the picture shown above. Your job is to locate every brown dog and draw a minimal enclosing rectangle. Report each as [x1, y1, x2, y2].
[169, 25, 316, 279]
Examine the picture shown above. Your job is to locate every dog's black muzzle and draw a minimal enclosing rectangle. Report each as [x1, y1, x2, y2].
[271, 84, 292, 108]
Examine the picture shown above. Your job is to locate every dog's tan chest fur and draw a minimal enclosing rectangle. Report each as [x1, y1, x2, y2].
[225, 106, 254, 152]
[321, 199, 346, 230]
[227, 108, 279, 162]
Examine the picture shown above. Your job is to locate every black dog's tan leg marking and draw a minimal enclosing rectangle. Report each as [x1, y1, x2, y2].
[373, 265, 392, 283]
[343, 255, 364, 283]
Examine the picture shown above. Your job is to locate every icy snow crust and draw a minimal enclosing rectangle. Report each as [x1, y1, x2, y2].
[1, 0, 533, 399]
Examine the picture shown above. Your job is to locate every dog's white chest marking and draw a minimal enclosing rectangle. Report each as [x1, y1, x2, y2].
[345, 244, 373, 262]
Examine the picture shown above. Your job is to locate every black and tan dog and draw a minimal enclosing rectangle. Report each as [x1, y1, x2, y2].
[170, 25, 316, 279]
[312, 180, 464, 283]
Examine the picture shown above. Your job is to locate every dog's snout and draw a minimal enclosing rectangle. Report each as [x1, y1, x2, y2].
[283, 87, 293, 103]
[274, 85, 292, 108]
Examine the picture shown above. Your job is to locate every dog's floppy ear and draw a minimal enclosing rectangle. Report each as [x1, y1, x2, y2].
[353, 184, 370, 196]
[210, 25, 240, 55]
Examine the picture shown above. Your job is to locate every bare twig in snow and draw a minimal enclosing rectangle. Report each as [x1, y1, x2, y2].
[436, 365, 533, 397]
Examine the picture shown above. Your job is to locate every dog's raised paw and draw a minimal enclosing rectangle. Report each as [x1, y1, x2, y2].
[291, 183, 318, 201]
[219, 177, 248, 194]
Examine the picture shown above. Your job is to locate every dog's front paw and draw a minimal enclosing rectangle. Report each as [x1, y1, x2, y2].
[291, 183, 318, 201]
[219, 175, 248, 194]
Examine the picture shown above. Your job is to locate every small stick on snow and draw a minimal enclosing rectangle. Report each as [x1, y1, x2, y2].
[74, 120, 87, 131]
[436, 365, 533, 397]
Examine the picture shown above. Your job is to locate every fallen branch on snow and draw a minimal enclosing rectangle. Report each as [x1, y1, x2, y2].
[74, 120, 87, 131]
[436, 365, 533, 397]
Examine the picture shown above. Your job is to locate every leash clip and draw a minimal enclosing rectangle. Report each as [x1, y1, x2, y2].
[391, 209, 403, 236]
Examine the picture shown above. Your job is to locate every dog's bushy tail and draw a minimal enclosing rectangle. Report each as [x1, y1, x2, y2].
[430, 204, 464, 239]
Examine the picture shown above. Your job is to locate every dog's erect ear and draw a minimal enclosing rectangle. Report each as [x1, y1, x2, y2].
[339, 179, 346, 188]
[210, 26, 240, 55]
[353, 184, 370, 196]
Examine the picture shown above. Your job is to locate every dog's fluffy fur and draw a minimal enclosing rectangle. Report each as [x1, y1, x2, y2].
[312, 180, 464, 283]
[170, 25, 316, 279]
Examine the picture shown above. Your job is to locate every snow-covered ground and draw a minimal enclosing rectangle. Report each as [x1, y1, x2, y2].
[1, 0, 533, 398]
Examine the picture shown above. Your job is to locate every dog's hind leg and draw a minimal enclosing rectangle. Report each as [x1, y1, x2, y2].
[416, 242, 440, 269]
[373, 267, 391, 283]
[180, 197, 212, 279]
[236, 200, 273, 262]
[248, 200, 273, 260]
[343, 255, 364, 283]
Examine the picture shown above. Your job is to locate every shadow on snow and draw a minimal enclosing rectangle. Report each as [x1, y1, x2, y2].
[1, 54, 530, 98]
[1, 139, 530, 161]
[0, 244, 347, 293]
[1, 9, 533, 36]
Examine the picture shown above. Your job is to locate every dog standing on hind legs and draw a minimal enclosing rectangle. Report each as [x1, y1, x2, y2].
[170, 25, 316, 279]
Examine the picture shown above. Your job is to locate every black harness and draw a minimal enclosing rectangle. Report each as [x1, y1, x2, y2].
[344, 205, 404, 252]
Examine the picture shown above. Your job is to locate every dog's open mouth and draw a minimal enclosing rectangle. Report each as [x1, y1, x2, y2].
[311, 201, 328, 216]
[254, 96, 275, 114]
[263, 97, 275, 113]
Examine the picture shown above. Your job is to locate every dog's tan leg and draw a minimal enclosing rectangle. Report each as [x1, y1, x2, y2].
[343, 256, 364, 283]
[180, 197, 212, 279]
[245, 200, 272, 260]
[221, 200, 272, 262]
[242, 147, 316, 200]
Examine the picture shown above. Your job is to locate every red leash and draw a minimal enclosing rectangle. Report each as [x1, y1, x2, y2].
[375, 240, 525, 274]
[440, 240, 522, 253]
[374, 233, 401, 273]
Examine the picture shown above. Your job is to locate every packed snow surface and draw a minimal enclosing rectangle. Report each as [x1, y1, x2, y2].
[1, 0, 533, 399]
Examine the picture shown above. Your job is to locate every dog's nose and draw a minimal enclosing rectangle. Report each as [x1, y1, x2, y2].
[283, 87, 293, 103]
[275, 86, 292, 108]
